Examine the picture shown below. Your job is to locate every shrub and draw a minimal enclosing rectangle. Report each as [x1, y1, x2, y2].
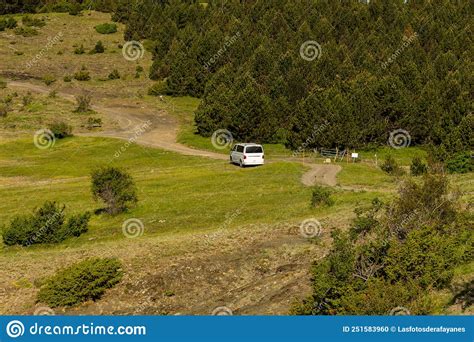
[74, 44, 85, 54]
[73, 66, 90, 81]
[94, 23, 117, 34]
[63, 75, 72, 82]
[60, 212, 91, 238]
[446, 152, 473, 174]
[37, 258, 123, 307]
[22, 15, 46, 27]
[295, 175, 472, 315]
[42, 74, 56, 86]
[0, 17, 17, 31]
[48, 90, 57, 98]
[91, 40, 105, 54]
[410, 156, 427, 176]
[148, 81, 168, 96]
[86, 117, 102, 129]
[0, 103, 9, 117]
[68, 3, 82, 16]
[74, 93, 92, 113]
[311, 185, 334, 207]
[14, 26, 38, 37]
[48, 121, 72, 139]
[108, 69, 120, 80]
[2, 201, 90, 246]
[380, 155, 404, 175]
[22, 92, 33, 106]
[0, 79, 6, 88]
[91, 167, 138, 215]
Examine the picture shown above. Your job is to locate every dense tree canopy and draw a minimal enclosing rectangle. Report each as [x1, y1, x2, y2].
[120, 0, 472, 153]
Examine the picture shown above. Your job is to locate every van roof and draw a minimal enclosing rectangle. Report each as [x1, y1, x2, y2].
[235, 143, 262, 146]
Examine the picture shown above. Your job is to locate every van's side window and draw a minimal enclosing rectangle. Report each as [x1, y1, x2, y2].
[237, 145, 244, 153]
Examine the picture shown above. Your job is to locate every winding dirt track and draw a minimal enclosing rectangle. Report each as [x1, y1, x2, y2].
[7, 80, 340, 186]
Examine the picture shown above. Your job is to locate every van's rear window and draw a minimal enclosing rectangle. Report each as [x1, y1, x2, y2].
[245, 146, 263, 153]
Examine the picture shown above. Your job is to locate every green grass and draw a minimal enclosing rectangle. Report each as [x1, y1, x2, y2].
[0, 136, 338, 248]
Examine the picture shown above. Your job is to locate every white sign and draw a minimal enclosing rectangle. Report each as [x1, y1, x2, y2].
[351, 153, 359, 158]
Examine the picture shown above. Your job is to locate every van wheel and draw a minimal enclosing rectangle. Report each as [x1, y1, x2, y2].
[239, 159, 244, 168]
[230, 156, 233, 164]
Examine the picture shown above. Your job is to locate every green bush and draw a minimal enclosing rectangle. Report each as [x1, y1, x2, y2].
[22, 93, 33, 106]
[14, 26, 38, 37]
[37, 258, 123, 307]
[410, 156, 427, 176]
[74, 93, 92, 112]
[48, 121, 72, 139]
[311, 185, 334, 207]
[42, 74, 56, 86]
[91, 40, 105, 54]
[380, 155, 404, 175]
[91, 167, 138, 215]
[446, 152, 473, 174]
[86, 117, 102, 129]
[22, 15, 45, 27]
[0, 79, 6, 89]
[148, 81, 168, 96]
[295, 175, 473, 315]
[63, 75, 72, 82]
[108, 69, 120, 80]
[74, 44, 85, 54]
[94, 23, 117, 34]
[68, 2, 82, 16]
[2, 201, 90, 246]
[0, 17, 17, 31]
[73, 66, 90, 81]
[0, 103, 9, 117]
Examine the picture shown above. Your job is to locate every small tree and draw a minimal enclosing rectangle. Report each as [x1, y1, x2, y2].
[48, 122, 72, 139]
[91, 40, 105, 54]
[108, 69, 120, 80]
[311, 185, 334, 207]
[380, 155, 404, 175]
[91, 167, 137, 215]
[410, 156, 427, 176]
[74, 44, 85, 54]
[74, 93, 92, 112]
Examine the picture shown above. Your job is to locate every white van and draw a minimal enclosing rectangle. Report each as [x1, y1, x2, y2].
[230, 143, 264, 167]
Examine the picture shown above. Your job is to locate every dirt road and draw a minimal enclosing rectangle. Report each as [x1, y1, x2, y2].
[7, 80, 340, 186]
